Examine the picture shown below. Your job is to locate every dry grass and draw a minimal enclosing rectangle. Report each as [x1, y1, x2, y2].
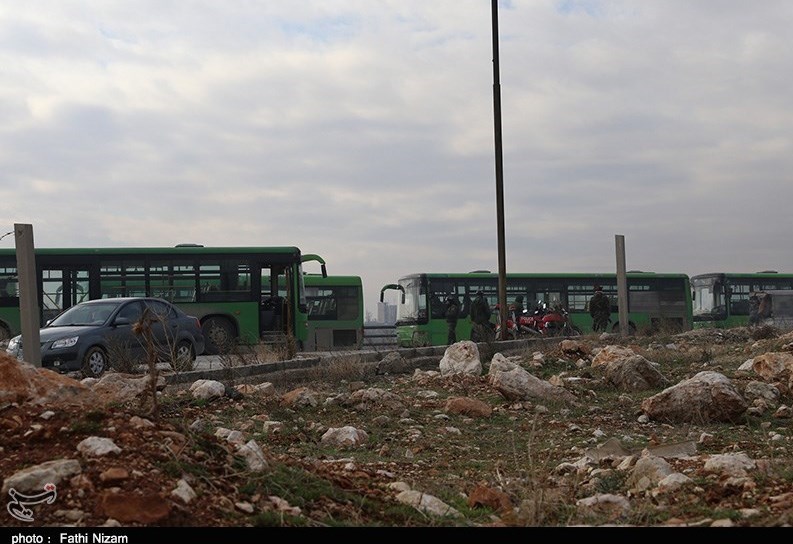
[215, 335, 298, 367]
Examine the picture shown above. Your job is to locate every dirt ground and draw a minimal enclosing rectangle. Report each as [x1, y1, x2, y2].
[1, 326, 792, 527]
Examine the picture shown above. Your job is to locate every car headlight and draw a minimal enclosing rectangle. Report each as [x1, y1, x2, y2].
[7, 335, 20, 353]
[51, 336, 79, 349]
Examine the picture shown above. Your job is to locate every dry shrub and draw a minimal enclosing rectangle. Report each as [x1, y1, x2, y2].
[751, 324, 779, 341]
[216, 338, 296, 369]
[132, 309, 160, 419]
[264, 354, 375, 390]
[303, 355, 373, 383]
[105, 336, 142, 374]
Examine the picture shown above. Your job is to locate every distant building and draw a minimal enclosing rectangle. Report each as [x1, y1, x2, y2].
[376, 301, 397, 325]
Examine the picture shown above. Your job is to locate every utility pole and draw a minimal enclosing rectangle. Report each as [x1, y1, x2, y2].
[615, 234, 630, 337]
[491, 0, 508, 339]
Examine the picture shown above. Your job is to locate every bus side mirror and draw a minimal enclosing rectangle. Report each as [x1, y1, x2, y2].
[379, 284, 404, 304]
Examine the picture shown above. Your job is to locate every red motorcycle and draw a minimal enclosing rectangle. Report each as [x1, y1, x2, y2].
[495, 302, 582, 339]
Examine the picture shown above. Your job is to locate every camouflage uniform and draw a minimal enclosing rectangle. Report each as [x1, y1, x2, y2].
[470, 292, 493, 342]
[445, 296, 460, 344]
[589, 289, 611, 332]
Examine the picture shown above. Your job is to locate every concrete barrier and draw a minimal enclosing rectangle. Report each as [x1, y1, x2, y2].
[162, 337, 541, 386]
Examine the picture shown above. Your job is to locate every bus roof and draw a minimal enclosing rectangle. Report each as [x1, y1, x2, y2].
[303, 274, 362, 285]
[692, 271, 792, 278]
[0, 246, 302, 257]
[400, 271, 690, 279]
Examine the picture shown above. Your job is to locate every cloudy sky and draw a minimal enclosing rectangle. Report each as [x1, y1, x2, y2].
[2, 1, 792, 317]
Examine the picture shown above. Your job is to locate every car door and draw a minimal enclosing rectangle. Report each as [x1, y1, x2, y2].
[144, 299, 180, 358]
[108, 300, 147, 364]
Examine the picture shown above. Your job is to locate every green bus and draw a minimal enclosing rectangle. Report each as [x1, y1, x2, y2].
[691, 271, 793, 328]
[381, 271, 693, 347]
[264, 254, 364, 351]
[303, 273, 364, 350]
[0, 245, 310, 354]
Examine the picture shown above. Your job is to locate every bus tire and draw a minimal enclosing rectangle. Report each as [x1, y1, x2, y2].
[203, 317, 235, 355]
[81, 346, 108, 378]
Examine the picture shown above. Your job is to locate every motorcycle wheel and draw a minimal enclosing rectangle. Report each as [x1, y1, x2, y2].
[545, 323, 563, 337]
[564, 325, 583, 337]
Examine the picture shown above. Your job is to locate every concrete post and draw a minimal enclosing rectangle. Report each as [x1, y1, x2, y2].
[15, 223, 41, 365]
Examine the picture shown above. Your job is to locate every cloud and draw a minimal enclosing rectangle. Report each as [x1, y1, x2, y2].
[1, 1, 792, 315]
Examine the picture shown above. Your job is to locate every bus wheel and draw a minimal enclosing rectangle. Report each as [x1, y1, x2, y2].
[203, 317, 234, 355]
[82, 346, 107, 378]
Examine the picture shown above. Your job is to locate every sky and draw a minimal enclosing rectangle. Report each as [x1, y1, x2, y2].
[2, 1, 792, 318]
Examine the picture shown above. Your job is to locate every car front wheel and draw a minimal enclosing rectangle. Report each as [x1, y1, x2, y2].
[82, 346, 107, 378]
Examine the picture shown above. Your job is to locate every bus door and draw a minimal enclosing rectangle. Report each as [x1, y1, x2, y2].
[39, 266, 93, 325]
[260, 266, 287, 339]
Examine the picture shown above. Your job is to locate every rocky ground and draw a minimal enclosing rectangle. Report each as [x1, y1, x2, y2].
[1, 326, 793, 528]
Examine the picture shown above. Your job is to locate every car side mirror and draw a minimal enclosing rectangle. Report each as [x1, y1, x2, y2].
[114, 317, 131, 326]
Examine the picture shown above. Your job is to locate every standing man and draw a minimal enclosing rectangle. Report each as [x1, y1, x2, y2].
[445, 294, 460, 345]
[748, 293, 761, 327]
[589, 285, 611, 333]
[470, 290, 493, 342]
[512, 295, 525, 318]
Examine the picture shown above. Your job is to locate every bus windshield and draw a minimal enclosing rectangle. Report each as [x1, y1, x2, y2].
[691, 276, 723, 317]
[690, 271, 793, 328]
[397, 276, 425, 323]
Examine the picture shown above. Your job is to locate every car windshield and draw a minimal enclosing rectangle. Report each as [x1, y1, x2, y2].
[48, 302, 120, 327]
